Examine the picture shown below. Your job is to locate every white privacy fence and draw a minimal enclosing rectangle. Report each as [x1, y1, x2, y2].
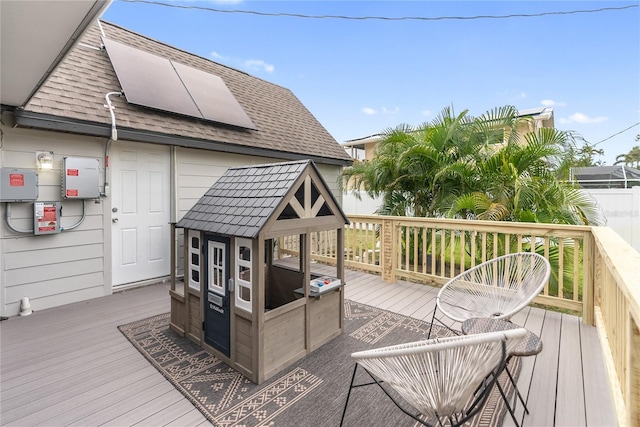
[586, 187, 640, 252]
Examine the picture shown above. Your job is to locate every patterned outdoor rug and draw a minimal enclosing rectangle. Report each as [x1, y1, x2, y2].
[119, 301, 520, 426]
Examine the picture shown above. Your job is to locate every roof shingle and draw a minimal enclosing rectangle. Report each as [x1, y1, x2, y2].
[23, 21, 351, 164]
[176, 160, 346, 238]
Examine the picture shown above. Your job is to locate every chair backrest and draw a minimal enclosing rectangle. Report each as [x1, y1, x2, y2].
[436, 252, 551, 322]
[351, 328, 527, 420]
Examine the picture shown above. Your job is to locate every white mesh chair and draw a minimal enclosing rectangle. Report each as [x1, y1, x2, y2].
[340, 328, 527, 427]
[427, 252, 551, 339]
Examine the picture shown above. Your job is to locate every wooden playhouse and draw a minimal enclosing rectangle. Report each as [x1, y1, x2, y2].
[169, 160, 349, 384]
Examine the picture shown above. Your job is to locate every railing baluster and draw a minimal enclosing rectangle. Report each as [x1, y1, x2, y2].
[413, 227, 419, 273]
[574, 238, 580, 302]
[558, 238, 565, 299]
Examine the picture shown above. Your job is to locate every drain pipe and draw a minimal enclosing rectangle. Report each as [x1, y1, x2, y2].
[102, 91, 122, 197]
[97, 19, 107, 39]
[104, 91, 121, 141]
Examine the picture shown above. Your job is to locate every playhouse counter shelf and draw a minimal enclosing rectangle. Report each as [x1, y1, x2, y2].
[294, 276, 345, 299]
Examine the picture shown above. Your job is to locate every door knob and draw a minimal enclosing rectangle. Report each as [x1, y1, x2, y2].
[112, 218, 119, 223]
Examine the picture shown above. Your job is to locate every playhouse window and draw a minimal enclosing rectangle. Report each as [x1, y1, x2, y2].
[235, 238, 252, 312]
[208, 241, 225, 295]
[188, 230, 200, 291]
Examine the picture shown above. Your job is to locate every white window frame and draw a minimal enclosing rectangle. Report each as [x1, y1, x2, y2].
[235, 238, 252, 312]
[208, 241, 225, 295]
[188, 230, 200, 291]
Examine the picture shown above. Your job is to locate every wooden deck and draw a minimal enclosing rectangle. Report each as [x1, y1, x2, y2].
[0, 264, 617, 426]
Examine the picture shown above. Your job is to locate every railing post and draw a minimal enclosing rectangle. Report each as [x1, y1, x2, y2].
[583, 230, 595, 325]
[381, 218, 396, 283]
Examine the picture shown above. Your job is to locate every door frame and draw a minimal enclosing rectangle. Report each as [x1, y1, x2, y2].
[109, 140, 171, 288]
[203, 234, 231, 357]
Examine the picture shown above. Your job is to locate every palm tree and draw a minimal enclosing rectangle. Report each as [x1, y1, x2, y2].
[447, 127, 605, 226]
[341, 106, 479, 217]
[614, 145, 640, 168]
[341, 104, 603, 226]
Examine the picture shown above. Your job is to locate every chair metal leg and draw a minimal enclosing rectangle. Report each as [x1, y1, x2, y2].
[427, 306, 461, 339]
[340, 363, 360, 427]
[427, 305, 438, 338]
[495, 377, 521, 427]
[505, 363, 529, 413]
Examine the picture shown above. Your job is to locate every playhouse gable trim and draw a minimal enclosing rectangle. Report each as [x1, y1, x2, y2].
[175, 160, 348, 238]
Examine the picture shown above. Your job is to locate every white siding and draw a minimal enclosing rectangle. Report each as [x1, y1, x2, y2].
[0, 126, 347, 316]
[0, 127, 110, 316]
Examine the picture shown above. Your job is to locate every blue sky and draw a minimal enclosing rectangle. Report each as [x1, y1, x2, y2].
[102, 1, 640, 165]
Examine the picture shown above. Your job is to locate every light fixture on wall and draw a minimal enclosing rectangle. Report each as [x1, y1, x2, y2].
[36, 151, 54, 169]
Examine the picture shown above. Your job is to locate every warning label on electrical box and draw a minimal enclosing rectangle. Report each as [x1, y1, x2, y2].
[66, 189, 79, 197]
[35, 203, 58, 233]
[9, 174, 24, 186]
[67, 169, 79, 176]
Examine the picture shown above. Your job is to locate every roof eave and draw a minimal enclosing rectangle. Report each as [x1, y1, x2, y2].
[13, 110, 353, 167]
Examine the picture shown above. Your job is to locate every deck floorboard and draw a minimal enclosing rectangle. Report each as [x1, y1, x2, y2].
[0, 266, 617, 426]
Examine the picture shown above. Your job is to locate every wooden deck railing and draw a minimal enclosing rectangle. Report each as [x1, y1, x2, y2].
[280, 215, 593, 314]
[591, 227, 640, 426]
[278, 214, 639, 425]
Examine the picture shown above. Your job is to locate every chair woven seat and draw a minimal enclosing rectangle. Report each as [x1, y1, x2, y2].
[341, 329, 527, 426]
[435, 252, 551, 324]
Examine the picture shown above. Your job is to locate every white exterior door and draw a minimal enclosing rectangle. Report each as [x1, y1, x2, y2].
[111, 141, 171, 287]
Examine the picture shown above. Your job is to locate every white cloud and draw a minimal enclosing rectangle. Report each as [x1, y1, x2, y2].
[244, 59, 274, 73]
[541, 99, 566, 107]
[520, 92, 527, 98]
[565, 112, 608, 124]
[210, 51, 225, 60]
[381, 107, 400, 115]
[362, 107, 377, 115]
[421, 109, 432, 117]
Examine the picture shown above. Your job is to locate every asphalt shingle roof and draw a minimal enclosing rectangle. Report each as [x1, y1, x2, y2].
[22, 21, 352, 164]
[176, 160, 324, 238]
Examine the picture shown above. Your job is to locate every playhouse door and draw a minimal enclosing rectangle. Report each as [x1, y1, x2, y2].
[204, 236, 231, 357]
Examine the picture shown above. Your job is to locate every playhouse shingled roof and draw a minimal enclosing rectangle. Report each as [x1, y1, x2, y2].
[18, 21, 352, 165]
[176, 160, 347, 238]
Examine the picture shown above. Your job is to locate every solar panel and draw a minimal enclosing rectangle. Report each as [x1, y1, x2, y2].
[173, 62, 257, 130]
[102, 37, 257, 130]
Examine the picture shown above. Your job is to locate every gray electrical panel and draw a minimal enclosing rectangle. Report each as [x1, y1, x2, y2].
[61, 157, 100, 199]
[0, 168, 39, 202]
[34, 201, 62, 235]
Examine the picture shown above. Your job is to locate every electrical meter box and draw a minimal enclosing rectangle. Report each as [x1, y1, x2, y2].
[34, 202, 62, 235]
[0, 168, 39, 202]
[61, 157, 100, 199]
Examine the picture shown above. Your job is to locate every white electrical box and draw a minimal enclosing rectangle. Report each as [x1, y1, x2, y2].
[0, 168, 39, 202]
[61, 157, 100, 199]
[34, 202, 62, 235]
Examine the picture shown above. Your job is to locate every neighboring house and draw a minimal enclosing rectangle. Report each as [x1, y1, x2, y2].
[0, 20, 352, 316]
[341, 107, 554, 214]
[571, 165, 640, 189]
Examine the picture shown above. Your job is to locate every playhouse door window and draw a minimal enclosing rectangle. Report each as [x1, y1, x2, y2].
[209, 242, 225, 295]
